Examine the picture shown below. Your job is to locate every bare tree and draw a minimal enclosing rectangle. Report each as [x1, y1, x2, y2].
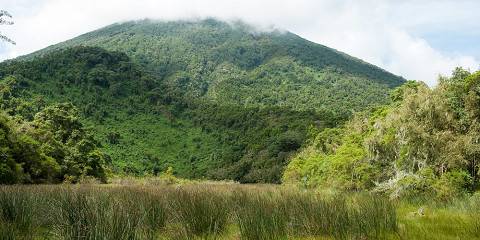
[0, 10, 15, 44]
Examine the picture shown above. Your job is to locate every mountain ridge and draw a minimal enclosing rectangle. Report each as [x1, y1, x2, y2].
[24, 18, 404, 86]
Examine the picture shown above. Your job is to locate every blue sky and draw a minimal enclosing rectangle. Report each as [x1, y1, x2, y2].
[0, 0, 479, 86]
[416, 31, 480, 59]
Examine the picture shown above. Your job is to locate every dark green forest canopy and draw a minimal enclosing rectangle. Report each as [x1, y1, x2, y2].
[0, 19, 405, 183]
[0, 103, 107, 184]
[33, 19, 404, 85]
[30, 19, 405, 118]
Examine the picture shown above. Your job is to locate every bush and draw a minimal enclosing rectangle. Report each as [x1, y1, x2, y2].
[433, 171, 472, 201]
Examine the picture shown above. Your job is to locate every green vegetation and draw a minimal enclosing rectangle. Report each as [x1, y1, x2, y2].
[3, 182, 480, 240]
[0, 183, 400, 240]
[1, 16, 479, 240]
[0, 19, 404, 183]
[37, 19, 404, 89]
[284, 68, 480, 200]
[0, 103, 106, 184]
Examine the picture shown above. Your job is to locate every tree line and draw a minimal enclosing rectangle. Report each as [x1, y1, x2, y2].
[284, 68, 480, 200]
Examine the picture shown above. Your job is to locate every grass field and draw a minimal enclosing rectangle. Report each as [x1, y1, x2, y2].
[0, 182, 479, 239]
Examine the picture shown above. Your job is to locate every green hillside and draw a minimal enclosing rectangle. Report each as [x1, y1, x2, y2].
[34, 19, 404, 116]
[1, 19, 405, 183]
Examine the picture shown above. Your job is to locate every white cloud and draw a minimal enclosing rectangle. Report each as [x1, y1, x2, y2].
[0, 0, 478, 85]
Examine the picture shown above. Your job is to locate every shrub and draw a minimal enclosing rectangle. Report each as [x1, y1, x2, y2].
[433, 171, 472, 202]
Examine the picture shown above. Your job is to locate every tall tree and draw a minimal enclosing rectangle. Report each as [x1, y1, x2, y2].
[0, 10, 15, 44]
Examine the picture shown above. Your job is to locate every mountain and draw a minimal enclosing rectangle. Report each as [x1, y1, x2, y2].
[0, 19, 405, 183]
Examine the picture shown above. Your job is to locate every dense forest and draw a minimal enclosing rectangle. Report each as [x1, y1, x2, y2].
[284, 68, 480, 200]
[0, 19, 405, 184]
[32, 19, 405, 121]
[0, 103, 107, 183]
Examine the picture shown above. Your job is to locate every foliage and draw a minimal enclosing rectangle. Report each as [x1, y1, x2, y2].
[170, 185, 230, 238]
[0, 111, 58, 184]
[0, 184, 399, 240]
[30, 103, 108, 182]
[0, 18, 403, 183]
[0, 103, 106, 184]
[38, 19, 403, 120]
[284, 68, 480, 200]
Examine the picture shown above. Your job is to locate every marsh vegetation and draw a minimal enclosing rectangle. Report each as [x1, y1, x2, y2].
[1, 182, 479, 239]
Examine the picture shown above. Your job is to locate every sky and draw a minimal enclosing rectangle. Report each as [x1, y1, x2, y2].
[0, 0, 479, 86]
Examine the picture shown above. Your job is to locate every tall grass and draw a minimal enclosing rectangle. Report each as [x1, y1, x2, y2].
[0, 187, 36, 238]
[234, 190, 289, 240]
[59, 189, 140, 239]
[50, 186, 170, 239]
[0, 221, 17, 240]
[170, 186, 230, 239]
[0, 184, 400, 240]
[285, 191, 349, 237]
[141, 190, 168, 236]
[348, 193, 397, 239]
[232, 189, 397, 240]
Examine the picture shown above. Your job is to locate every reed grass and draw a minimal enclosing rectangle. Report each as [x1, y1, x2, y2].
[170, 186, 231, 239]
[234, 190, 289, 240]
[0, 184, 403, 240]
[0, 187, 36, 238]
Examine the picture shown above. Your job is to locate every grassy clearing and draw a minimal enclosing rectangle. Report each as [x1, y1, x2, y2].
[395, 197, 480, 240]
[0, 183, 478, 239]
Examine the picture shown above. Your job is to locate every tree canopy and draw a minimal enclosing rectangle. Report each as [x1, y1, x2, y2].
[284, 68, 480, 200]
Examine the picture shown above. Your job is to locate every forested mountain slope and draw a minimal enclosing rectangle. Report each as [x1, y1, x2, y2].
[1, 19, 405, 183]
[33, 19, 404, 118]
